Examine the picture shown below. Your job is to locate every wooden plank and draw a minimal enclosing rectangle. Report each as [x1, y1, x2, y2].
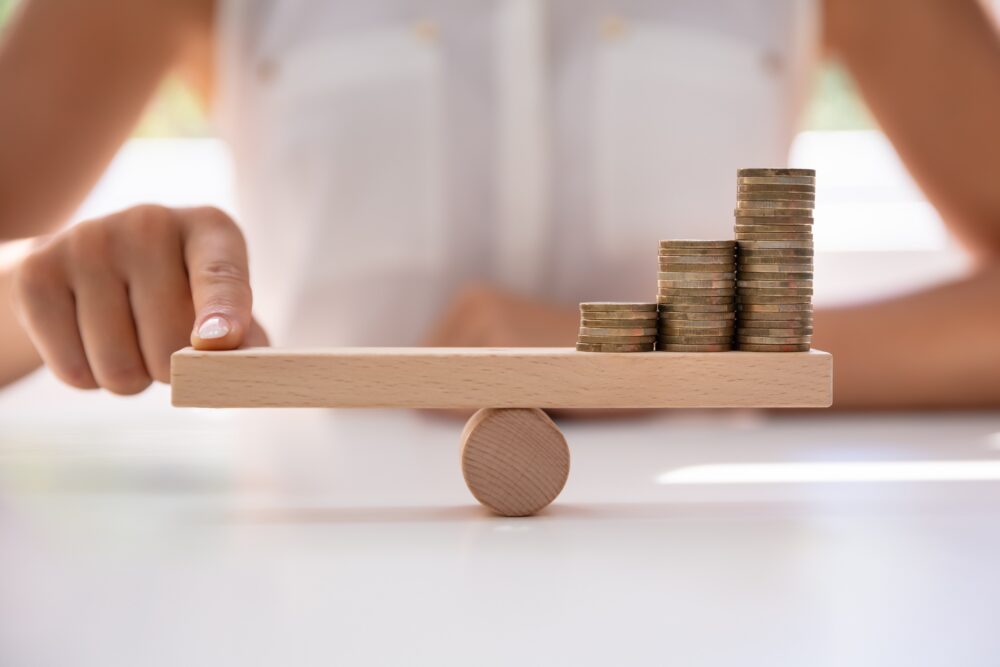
[171, 347, 831, 409]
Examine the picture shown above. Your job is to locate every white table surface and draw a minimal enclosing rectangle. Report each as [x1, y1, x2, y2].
[2, 401, 1000, 667]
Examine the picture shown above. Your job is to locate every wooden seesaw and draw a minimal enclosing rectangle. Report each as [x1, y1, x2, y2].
[171, 347, 832, 516]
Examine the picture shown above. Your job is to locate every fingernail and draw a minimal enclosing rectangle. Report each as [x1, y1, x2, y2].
[197, 316, 230, 340]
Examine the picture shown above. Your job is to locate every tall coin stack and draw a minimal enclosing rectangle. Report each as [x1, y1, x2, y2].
[577, 303, 657, 352]
[656, 240, 737, 351]
[734, 168, 815, 352]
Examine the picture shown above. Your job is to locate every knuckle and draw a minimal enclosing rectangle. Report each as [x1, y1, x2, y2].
[195, 206, 242, 235]
[196, 260, 249, 287]
[122, 205, 176, 244]
[66, 219, 113, 269]
[14, 251, 55, 298]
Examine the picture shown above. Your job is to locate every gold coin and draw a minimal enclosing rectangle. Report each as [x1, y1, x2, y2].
[657, 263, 736, 273]
[659, 240, 736, 249]
[657, 327, 734, 335]
[578, 335, 657, 344]
[737, 335, 813, 345]
[737, 240, 814, 249]
[737, 227, 813, 235]
[737, 290, 813, 298]
[737, 328, 813, 337]
[736, 199, 814, 210]
[739, 244, 815, 252]
[580, 319, 657, 328]
[658, 295, 736, 305]
[580, 302, 657, 312]
[737, 168, 815, 178]
[659, 311, 735, 320]
[658, 248, 736, 257]
[737, 343, 811, 352]
[738, 273, 814, 282]
[659, 325, 735, 334]
[737, 296, 811, 305]
[735, 224, 813, 234]
[737, 250, 814, 266]
[657, 303, 734, 313]
[576, 342, 655, 353]
[738, 323, 813, 332]
[738, 279, 813, 288]
[737, 184, 815, 194]
[739, 303, 813, 312]
[657, 335, 732, 344]
[739, 312, 813, 321]
[733, 215, 816, 228]
[658, 272, 736, 280]
[579, 326, 657, 337]
[733, 208, 815, 218]
[656, 255, 737, 264]
[582, 312, 661, 323]
[658, 289, 736, 298]
[658, 280, 736, 289]
[656, 343, 733, 352]
[739, 308, 814, 318]
[737, 263, 813, 272]
[739, 318, 813, 327]
[737, 191, 815, 201]
[737, 175, 816, 185]
[736, 199, 814, 209]
[659, 325, 734, 334]
[736, 232, 813, 243]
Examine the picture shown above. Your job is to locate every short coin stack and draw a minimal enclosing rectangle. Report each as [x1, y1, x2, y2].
[734, 168, 815, 352]
[576, 303, 657, 352]
[656, 240, 737, 351]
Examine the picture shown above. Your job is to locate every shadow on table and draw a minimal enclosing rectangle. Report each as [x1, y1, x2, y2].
[213, 501, 809, 525]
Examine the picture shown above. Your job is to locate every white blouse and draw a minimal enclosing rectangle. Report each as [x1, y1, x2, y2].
[215, 0, 819, 346]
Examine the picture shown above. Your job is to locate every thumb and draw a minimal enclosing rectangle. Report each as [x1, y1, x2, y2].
[180, 207, 254, 351]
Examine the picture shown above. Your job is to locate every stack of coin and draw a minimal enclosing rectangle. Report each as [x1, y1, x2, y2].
[577, 303, 657, 352]
[656, 240, 737, 352]
[734, 168, 815, 352]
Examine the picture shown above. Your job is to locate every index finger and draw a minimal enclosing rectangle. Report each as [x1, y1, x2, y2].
[180, 207, 253, 351]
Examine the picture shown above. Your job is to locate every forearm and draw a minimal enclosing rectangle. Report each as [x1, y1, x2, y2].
[0, 255, 41, 387]
[811, 264, 1000, 409]
[824, 0, 1000, 260]
[0, 0, 209, 240]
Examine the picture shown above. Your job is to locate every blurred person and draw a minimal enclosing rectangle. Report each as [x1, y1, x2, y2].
[0, 0, 997, 409]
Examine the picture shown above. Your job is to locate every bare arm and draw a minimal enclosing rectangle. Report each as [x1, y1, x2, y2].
[0, 0, 211, 240]
[824, 0, 1000, 261]
[813, 266, 1000, 409]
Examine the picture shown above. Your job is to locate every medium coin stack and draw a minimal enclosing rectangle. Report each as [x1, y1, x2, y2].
[656, 240, 737, 352]
[734, 168, 815, 352]
[577, 303, 657, 352]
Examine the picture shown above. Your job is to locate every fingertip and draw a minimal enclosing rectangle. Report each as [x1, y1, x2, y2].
[191, 314, 243, 350]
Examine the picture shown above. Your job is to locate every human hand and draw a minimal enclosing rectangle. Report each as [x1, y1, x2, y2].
[11, 205, 267, 394]
[423, 284, 578, 348]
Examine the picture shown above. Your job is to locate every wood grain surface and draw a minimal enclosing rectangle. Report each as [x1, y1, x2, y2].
[460, 408, 570, 517]
[171, 347, 832, 409]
